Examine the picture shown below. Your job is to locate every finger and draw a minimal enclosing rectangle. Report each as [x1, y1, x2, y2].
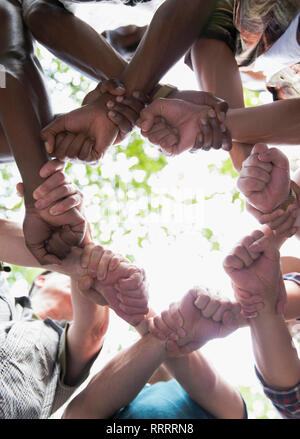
[201, 298, 221, 318]
[109, 254, 126, 272]
[46, 231, 71, 260]
[39, 159, 65, 179]
[239, 166, 271, 184]
[41, 115, 68, 154]
[242, 153, 272, 173]
[237, 176, 268, 195]
[230, 244, 254, 267]
[100, 78, 126, 96]
[49, 192, 83, 216]
[221, 125, 232, 151]
[115, 95, 145, 114]
[118, 271, 145, 291]
[199, 117, 212, 150]
[208, 110, 222, 150]
[34, 183, 78, 211]
[88, 245, 105, 277]
[151, 315, 173, 340]
[248, 235, 279, 261]
[107, 100, 138, 126]
[211, 301, 234, 322]
[28, 243, 62, 266]
[117, 294, 148, 311]
[55, 132, 76, 160]
[80, 243, 95, 269]
[223, 254, 245, 273]
[66, 133, 88, 159]
[258, 147, 289, 170]
[98, 249, 114, 280]
[240, 234, 263, 261]
[78, 138, 95, 162]
[33, 171, 67, 200]
[108, 110, 133, 134]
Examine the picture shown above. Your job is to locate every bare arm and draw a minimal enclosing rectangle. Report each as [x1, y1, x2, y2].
[119, 0, 216, 96]
[63, 333, 167, 419]
[227, 98, 300, 147]
[164, 351, 245, 419]
[23, 0, 127, 81]
[64, 278, 109, 386]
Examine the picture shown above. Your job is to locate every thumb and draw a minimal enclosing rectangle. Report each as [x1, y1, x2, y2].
[100, 78, 126, 96]
[257, 147, 289, 170]
[137, 99, 163, 132]
[248, 234, 279, 261]
[78, 274, 94, 292]
[252, 143, 269, 156]
[41, 115, 67, 154]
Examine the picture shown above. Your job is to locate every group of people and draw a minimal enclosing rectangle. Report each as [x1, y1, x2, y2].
[1, 0, 300, 420]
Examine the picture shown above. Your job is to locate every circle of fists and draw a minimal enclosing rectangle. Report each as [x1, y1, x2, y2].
[148, 287, 241, 357]
[77, 244, 149, 326]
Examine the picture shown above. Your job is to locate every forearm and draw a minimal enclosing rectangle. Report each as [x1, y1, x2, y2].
[119, 0, 216, 95]
[23, 0, 127, 81]
[227, 99, 300, 146]
[0, 75, 48, 206]
[63, 333, 167, 419]
[164, 352, 245, 419]
[250, 312, 300, 389]
[64, 279, 108, 386]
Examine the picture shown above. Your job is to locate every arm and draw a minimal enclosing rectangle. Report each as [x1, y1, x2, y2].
[62, 333, 167, 419]
[40, 0, 218, 161]
[144, 289, 245, 419]
[118, 0, 216, 96]
[223, 229, 300, 389]
[63, 278, 109, 386]
[23, 0, 127, 82]
[227, 98, 300, 147]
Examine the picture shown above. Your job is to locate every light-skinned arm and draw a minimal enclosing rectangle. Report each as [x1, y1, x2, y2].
[224, 229, 300, 389]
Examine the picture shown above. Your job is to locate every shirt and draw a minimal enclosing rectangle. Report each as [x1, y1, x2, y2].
[0, 273, 80, 419]
[254, 272, 300, 419]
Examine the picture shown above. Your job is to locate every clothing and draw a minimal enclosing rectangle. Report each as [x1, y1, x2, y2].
[254, 272, 300, 419]
[113, 379, 248, 419]
[0, 272, 84, 419]
[185, 0, 300, 99]
[255, 367, 300, 419]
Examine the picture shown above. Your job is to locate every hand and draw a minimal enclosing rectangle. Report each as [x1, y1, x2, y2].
[223, 230, 286, 316]
[136, 97, 231, 156]
[237, 144, 291, 214]
[77, 244, 149, 326]
[148, 287, 241, 356]
[41, 92, 119, 163]
[246, 201, 298, 240]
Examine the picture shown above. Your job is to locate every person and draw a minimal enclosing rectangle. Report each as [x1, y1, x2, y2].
[108, 2, 300, 168]
[38, 0, 234, 160]
[184, 0, 300, 170]
[0, 164, 150, 419]
[130, 88, 300, 159]
[62, 287, 247, 419]
[0, 0, 92, 265]
[223, 229, 300, 418]
[236, 144, 300, 250]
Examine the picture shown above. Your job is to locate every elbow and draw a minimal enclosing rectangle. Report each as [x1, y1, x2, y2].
[23, 1, 72, 41]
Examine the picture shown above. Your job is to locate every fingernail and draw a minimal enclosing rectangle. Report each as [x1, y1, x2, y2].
[106, 100, 114, 109]
[221, 124, 227, 133]
[34, 200, 43, 209]
[208, 109, 216, 118]
[116, 96, 124, 103]
[108, 111, 116, 118]
[33, 189, 41, 200]
[49, 207, 58, 215]
[45, 142, 52, 154]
